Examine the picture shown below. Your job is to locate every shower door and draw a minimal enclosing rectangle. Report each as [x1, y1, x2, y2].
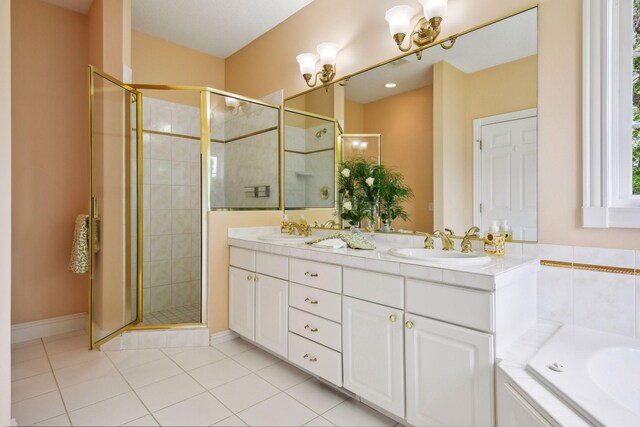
[88, 66, 143, 349]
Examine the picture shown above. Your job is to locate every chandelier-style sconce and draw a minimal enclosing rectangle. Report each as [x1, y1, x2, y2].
[351, 140, 369, 153]
[296, 42, 339, 87]
[385, 0, 452, 58]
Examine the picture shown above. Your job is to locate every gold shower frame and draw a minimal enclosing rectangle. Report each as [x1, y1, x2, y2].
[88, 73, 289, 345]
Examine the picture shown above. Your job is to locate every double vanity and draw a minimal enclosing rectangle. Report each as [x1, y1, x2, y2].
[227, 227, 538, 426]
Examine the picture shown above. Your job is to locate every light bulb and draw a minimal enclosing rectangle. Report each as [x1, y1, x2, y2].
[385, 5, 414, 37]
[418, 0, 447, 20]
[296, 53, 318, 76]
[316, 42, 339, 67]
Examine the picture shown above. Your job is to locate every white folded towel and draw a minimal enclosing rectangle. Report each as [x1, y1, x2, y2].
[313, 238, 347, 249]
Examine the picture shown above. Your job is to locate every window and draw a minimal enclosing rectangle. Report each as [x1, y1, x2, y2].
[633, 0, 640, 194]
[583, 0, 640, 228]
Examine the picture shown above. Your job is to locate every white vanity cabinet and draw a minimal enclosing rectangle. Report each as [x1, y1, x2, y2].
[229, 247, 289, 357]
[342, 296, 405, 418]
[229, 266, 256, 340]
[405, 315, 494, 427]
[228, 236, 538, 427]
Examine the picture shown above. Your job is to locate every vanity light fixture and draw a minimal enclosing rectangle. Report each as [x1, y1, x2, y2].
[296, 42, 339, 87]
[351, 140, 369, 153]
[385, 0, 452, 58]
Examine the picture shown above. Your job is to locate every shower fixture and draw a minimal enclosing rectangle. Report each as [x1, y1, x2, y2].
[315, 128, 327, 138]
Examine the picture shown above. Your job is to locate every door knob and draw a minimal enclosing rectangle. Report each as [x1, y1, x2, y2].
[246, 275, 252, 281]
[253, 275, 259, 282]
[405, 321, 414, 329]
[389, 314, 397, 322]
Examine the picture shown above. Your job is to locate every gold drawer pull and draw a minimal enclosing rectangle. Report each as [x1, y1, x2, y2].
[304, 354, 318, 362]
[304, 298, 318, 305]
[405, 321, 414, 329]
[304, 324, 318, 332]
[389, 314, 397, 322]
[304, 272, 319, 277]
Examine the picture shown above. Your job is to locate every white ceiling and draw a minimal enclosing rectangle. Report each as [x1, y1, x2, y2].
[131, 0, 314, 58]
[345, 9, 538, 104]
[41, 0, 93, 14]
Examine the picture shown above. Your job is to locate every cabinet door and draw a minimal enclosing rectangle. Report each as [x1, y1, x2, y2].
[406, 315, 494, 427]
[255, 274, 288, 357]
[229, 266, 255, 340]
[343, 296, 404, 418]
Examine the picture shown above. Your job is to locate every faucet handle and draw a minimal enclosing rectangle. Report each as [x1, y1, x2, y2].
[464, 226, 480, 238]
[444, 228, 456, 237]
[423, 233, 434, 249]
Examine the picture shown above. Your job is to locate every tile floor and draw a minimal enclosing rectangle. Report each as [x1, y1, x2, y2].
[141, 303, 201, 326]
[11, 330, 398, 426]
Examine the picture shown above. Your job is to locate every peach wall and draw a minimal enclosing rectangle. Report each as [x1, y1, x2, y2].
[344, 99, 364, 134]
[88, 0, 130, 80]
[363, 86, 434, 232]
[434, 62, 467, 232]
[1, 0, 12, 421]
[227, 0, 640, 249]
[131, 31, 225, 106]
[11, 0, 89, 324]
[432, 57, 538, 232]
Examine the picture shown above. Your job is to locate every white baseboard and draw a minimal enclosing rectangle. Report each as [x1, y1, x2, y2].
[11, 313, 86, 344]
[210, 329, 239, 346]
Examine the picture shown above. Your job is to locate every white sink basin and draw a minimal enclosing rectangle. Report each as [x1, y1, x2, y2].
[388, 248, 490, 266]
[258, 234, 314, 244]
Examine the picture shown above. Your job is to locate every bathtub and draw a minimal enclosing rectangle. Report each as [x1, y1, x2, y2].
[527, 325, 640, 427]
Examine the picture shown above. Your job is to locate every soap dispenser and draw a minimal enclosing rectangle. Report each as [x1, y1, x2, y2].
[484, 220, 505, 256]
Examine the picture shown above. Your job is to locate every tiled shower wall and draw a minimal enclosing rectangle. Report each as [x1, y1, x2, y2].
[142, 98, 202, 317]
[284, 123, 335, 208]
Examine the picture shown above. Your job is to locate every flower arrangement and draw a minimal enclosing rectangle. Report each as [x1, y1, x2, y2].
[338, 158, 413, 232]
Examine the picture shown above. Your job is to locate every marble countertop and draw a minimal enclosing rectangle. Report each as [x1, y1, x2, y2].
[228, 227, 540, 291]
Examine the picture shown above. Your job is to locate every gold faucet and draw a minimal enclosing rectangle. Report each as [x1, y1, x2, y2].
[282, 219, 312, 237]
[461, 226, 480, 253]
[433, 229, 455, 251]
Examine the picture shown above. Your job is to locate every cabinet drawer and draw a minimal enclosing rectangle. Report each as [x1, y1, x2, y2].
[406, 279, 494, 332]
[256, 252, 288, 280]
[289, 308, 341, 351]
[288, 333, 342, 386]
[230, 247, 255, 271]
[290, 283, 341, 323]
[290, 259, 341, 293]
[343, 268, 404, 309]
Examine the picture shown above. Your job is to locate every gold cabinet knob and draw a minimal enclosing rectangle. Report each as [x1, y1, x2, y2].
[303, 354, 318, 362]
[389, 314, 397, 322]
[246, 275, 252, 281]
[253, 275, 259, 282]
[405, 321, 414, 329]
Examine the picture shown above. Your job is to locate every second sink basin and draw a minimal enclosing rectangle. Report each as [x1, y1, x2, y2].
[388, 248, 491, 266]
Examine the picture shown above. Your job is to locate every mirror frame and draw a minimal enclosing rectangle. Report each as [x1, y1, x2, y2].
[283, 4, 539, 242]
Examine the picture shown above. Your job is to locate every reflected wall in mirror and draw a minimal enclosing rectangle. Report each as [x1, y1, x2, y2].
[284, 109, 337, 209]
[284, 7, 538, 241]
[209, 93, 280, 210]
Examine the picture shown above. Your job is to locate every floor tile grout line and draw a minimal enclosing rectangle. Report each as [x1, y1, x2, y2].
[40, 338, 73, 425]
[105, 349, 167, 426]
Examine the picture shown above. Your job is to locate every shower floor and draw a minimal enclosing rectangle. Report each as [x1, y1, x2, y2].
[141, 303, 201, 325]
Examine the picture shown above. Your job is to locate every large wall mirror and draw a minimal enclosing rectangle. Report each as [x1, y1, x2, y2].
[284, 7, 538, 242]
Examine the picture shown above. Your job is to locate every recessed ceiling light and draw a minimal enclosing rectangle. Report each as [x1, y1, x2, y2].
[385, 83, 397, 88]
